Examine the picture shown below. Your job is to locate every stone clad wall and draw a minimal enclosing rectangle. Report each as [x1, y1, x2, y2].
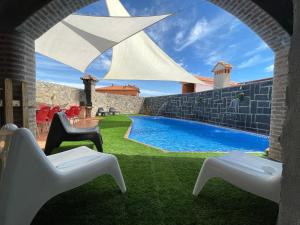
[36, 81, 85, 106]
[142, 79, 273, 135]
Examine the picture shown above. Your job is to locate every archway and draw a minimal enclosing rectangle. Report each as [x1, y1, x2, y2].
[0, 0, 296, 224]
[10, 0, 290, 161]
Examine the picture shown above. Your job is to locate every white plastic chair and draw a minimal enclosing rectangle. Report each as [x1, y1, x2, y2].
[0, 125, 126, 225]
[192, 151, 282, 203]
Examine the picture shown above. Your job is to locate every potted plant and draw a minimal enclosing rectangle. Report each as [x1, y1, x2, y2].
[236, 92, 245, 101]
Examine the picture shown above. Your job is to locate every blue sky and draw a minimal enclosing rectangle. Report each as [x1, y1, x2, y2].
[36, 0, 274, 96]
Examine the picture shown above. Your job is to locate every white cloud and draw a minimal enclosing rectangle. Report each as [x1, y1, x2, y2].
[237, 55, 273, 69]
[177, 58, 188, 68]
[244, 42, 269, 57]
[175, 19, 211, 51]
[229, 18, 241, 32]
[175, 31, 185, 45]
[265, 64, 274, 73]
[147, 20, 171, 47]
[98, 56, 111, 70]
[89, 50, 112, 71]
[204, 51, 223, 66]
[238, 55, 262, 69]
[194, 40, 236, 67]
[175, 13, 239, 51]
[140, 89, 172, 97]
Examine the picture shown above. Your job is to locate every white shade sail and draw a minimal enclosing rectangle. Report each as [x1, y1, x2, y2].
[104, 0, 203, 84]
[35, 14, 171, 72]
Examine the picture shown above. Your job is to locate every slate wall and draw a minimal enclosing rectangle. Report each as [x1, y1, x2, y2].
[142, 79, 273, 135]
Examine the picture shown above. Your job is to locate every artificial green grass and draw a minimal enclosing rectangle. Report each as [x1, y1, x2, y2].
[33, 115, 278, 225]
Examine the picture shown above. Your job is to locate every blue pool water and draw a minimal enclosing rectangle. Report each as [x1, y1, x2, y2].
[128, 116, 269, 152]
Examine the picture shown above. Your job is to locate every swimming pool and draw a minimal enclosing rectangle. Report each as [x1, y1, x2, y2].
[128, 116, 269, 152]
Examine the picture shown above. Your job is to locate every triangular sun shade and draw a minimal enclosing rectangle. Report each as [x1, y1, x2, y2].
[104, 0, 203, 84]
[35, 13, 171, 72]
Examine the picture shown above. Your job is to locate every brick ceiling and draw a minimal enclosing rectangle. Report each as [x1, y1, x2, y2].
[0, 0, 294, 34]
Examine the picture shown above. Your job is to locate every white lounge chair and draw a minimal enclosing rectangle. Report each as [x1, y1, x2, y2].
[0, 125, 126, 225]
[192, 151, 282, 203]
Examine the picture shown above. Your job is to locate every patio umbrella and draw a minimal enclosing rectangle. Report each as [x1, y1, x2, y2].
[35, 13, 171, 72]
[103, 0, 204, 84]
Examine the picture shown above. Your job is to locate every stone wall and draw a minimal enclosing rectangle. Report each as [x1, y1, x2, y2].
[36, 81, 85, 107]
[94, 93, 144, 115]
[142, 79, 273, 135]
[36, 81, 144, 115]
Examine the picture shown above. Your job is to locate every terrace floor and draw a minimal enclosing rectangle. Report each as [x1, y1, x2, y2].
[33, 115, 278, 225]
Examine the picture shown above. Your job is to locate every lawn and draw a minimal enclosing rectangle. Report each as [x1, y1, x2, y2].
[32, 115, 278, 225]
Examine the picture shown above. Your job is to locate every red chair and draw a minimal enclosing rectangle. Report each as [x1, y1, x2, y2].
[36, 106, 50, 136]
[65, 106, 76, 124]
[73, 106, 81, 123]
[48, 106, 60, 122]
[65, 107, 75, 119]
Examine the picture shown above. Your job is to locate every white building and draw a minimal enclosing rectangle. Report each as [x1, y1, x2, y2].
[182, 61, 238, 94]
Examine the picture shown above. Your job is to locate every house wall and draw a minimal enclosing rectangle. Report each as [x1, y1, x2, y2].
[96, 90, 139, 96]
[213, 64, 231, 89]
[195, 83, 213, 92]
[142, 79, 273, 135]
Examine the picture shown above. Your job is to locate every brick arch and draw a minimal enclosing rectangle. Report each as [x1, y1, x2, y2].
[17, 0, 291, 50]
[14, 0, 290, 160]
[16, 0, 98, 39]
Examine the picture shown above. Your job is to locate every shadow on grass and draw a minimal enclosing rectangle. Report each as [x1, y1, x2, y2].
[32, 154, 278, 225]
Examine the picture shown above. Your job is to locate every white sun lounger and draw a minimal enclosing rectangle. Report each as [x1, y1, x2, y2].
[192, 151, 282, 203]
[0, 125, 126, 225]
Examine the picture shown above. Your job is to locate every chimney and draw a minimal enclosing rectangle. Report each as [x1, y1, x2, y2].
[212, 61, 232, 89]
[80, 74, 98, 117]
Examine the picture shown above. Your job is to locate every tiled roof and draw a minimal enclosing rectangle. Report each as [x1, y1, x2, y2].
[194, 75, 238, 86]
[194, 75, 214, 85]
[96, 85, 140, 92]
